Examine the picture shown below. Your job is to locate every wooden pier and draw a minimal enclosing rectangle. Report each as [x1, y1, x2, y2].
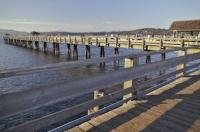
[3, 35, 200, 58]
[69, 75, 200, 132]
[0, 43, 199, 131]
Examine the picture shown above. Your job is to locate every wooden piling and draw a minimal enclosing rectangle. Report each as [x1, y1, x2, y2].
[100, 46, 105, 57]
[29, 41, 33, 49]
[73, 44, 78, 58]
[43, 42, 47, 52]
[53, 43, 56, 54]
[159, 52, 166, 75]
[146, 55, 151, 64]
[114, 47, 119, 55]
[67, 44, 71, 57]
[85, 45, 91, 59]
[55, 43, 60, 55]
[35, 41, 39, 50]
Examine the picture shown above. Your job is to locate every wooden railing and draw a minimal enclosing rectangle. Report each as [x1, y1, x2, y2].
[0, 47, 199, 132]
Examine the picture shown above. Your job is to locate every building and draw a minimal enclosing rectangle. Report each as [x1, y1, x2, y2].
[170, 19, 200, 38]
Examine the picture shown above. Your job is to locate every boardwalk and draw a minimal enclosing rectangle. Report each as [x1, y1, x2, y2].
[69, 73, 200, 132]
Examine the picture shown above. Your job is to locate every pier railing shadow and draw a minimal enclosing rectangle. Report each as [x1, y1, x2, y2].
[87, 75, 200, 131]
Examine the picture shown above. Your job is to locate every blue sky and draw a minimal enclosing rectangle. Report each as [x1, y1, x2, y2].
[0, 0, 199, 32]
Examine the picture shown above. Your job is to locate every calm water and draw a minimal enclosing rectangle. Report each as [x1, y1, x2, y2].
[0, 38, 143, 94]
[0, 38, 143, 130]
[0, 38, 178, 131]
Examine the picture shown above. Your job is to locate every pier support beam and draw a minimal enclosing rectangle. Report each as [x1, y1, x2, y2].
[146, 55, 151, 64]
[67, 44, 71, 57]
[34, 41, 39, 50]
[53, 43, 56, 54]
[114, 47, 119, 55]
[55, 43, 60, 56]
[85, 45, 91, 59]
[159, 52, 166, 75]
[24, 41, 27, 48]
[43, 42, 47, 52]
[100, 46, 105, 57]
[123, 57, 138, 101]
[53, 43, 60, 56]
[144, 54, 152, 80]
[73, 44, 78, 59]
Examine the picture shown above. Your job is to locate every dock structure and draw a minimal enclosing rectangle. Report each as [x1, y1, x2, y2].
[170, 19, 200, 38]
[0, 45, 199, 131]
[3, 35, 200, 58]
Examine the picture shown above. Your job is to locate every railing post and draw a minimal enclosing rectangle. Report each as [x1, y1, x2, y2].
[176, 48, 187, 77]
[88, 90, 104, 115]
[160, 39, 163, 49]
[142, 38, 146, 51]
[123, 57, 138, 102]
[160, 49, 166, 75]
[181, 39, 185, 48]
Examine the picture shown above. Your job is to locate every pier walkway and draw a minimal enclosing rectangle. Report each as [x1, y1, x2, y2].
[69, 73, 200, 132]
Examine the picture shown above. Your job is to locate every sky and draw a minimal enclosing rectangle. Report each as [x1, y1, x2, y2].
[0, 0, 199, 32]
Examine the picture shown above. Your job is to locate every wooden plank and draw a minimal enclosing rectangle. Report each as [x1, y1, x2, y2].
[76, 122, 94, 131]
[48, 97, 133, 132]
[67, 127, 83, 132]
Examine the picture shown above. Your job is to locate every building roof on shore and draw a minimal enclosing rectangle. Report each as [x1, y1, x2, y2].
[170, 19, 200, 31]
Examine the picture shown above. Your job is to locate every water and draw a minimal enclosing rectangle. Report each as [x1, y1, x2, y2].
[0, 38, 183, 131]
[0, 38, 143, 130]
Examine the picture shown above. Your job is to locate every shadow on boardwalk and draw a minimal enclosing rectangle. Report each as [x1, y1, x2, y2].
[87, 75, 200, 132]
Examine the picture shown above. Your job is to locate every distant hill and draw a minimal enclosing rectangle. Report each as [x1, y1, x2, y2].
[0, 28, 172, 37]
[40, 28, 172, 36]
[0, 29, 27, 37]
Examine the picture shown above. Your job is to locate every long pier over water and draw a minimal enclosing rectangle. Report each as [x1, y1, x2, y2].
[3, 35, 200, 57]
[1, 35, 200, 131]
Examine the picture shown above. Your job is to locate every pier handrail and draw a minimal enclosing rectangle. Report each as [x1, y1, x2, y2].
[0, 47, 200, 132]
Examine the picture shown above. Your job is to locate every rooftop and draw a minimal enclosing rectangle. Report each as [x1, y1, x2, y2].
[170, 19, 200, 31]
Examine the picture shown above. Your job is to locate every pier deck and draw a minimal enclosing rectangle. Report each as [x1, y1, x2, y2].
[69, 73, 200, 132]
